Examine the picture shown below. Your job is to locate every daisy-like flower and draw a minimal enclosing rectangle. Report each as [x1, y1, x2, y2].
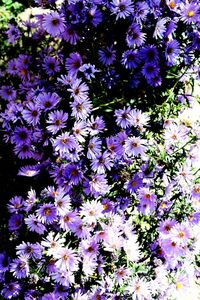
[41, 232, 65, 256]
[6, 24, 20, 45]
[125, 174, 143, 193]
[91, 151, 113, 173]
[121, 49, 139, 69]
[124, 136, 146, 157]
[42, 56, 60, 75]
[165, 39, 180, 66]
[73, 121, 88, 143]
[153, 18, 169, 39]
[170, 223, 192, 246]
[7, 196, 24, 213]
[62, 25, 80, 45]
[51, 270, 74, 287]
[127, 108, 150, 129]
[87, 136, 102, 159]
[17, 165, 40, 177]
[87, 115, 105, 136]
[140, 45, 159, 63]
[111, 0, 134, 20]
[36, 92, 60, 111]
[115, 267, 131, 284]
[1, 282, 21, 299]
[46, 110, 68, 134]
[42, 11, 66, 37]
[25, 214, 46, 234]
[66, 52, 82, 76]
[115, 106, 131, 128]
[63, 163, 83, 185]
[79, 63, 98, 80]
[53, 132, 78, 155]
[53, 247, 79, 272]
[98, 46, 116, 66]
[8, 214, 23, 231]
[133, 1, 149, 24]
[84, 173, 110, 196]
[54, 192, 71, 216]
[142, 63, 160, 80]
[181, 2, 199, 24]
[16, 242, 43, 259]
[10, 256, 29, 279]
[127, 277, 151, 300]
[0, 85, 16, 101]
[70, 98, 92, 120]
[11, 126, 31, 146]
[126, 23, 146, 47]
[67, 78, 89, 101]
[37, 203, 57, 224]
[80, 200, 103, 225]
[22, 102, 41, 126]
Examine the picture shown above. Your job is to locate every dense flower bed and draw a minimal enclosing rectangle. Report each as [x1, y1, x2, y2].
[0, 0, 200, 299]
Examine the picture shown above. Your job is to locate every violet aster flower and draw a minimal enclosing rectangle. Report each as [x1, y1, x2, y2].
[133, 1, 149, 24]
[14, 143, 33, 160]
[127, 108, 150, 129]
[10, 256, 29, 279]
[6, 24, 20, 45]
[126, 23, 146, 47]
[165, 39, 180, 66]
[80, 237, 99, 259]
[0, 85, 16, 101]
[125, 174, 143, 193]
[8, 214, 23, 231]
[18, 165, 40, 177]
[73, 121, 88, 142]
[114, 106, 131, 128]
[84, 174, 109, 196]
[88, 6, 103, 27]
[70, 98, 92, 120]
[110, 0, 134, 20]
[181, 2, 200, 24]
[140, 45, 159, 63]
[67, 78, 89, 101]
[80, 200, 103, 225]
[98, 46, 116, 66]
[79, 63, 98, 80]
[91, 151, 113, 173]
[1, 282, 21, 299]
[142, 63, 160, 80]
[46, 110, 68, 134]
[170, 223, 192, 246]
[127, 277, 151, 300]
[41, 232, 65, 256]
[66, 52, 82, 76]
[153, 18, 169, 39]
[87, 136, 102, 159]
[16, 242, 43, 260]
[63, 163, 83, 185]
[87, 115, 105, 136]
[36, 92, 60, 111]
[53, 132, 78, 155]
[37, 203, 57, 224]
[62, 25, 80, 44]
[42, 11, 66, 37]
[0, 252, 10, 273]
[22, 102, 41, 126]
[25, 214, 46, 234]
[42, 56, 61, 75]
[54, 192, 71, 216]
[7, 196, 24, 213]
[121, 49, 139, 69]
[124, 136, 146, 157]
[53, 247, 79, 272]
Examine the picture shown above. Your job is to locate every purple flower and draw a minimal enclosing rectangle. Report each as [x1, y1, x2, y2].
[54, 247, 79, 272]
[140, 45, 159, 63]
[68, 78, 89, 101]
[88, 7, 102, 27]
[124, 136, 146, 157]
[91, 151, 113, 173]
[42, 56, 61, 75]
[10, 256, 29, 279]
[8, 214, 23, 231]
[36, 92, 60, 111]
[133, 2, 149, 23]
[114, 106, 131, 128]
[181, 2, 200, 24]
[66, 52, 82, 76]
[37, 203, 57, 224]
[125, 174, 143, 193]
[142, 63, 160, 80]
[46, 110, 68, 134]
[70, 97, 92, 120]
[98, 46, 116, 66]
[18, 165, 40, 177]
[25, 214, 46, 234]
[62, 25, 80, 44]
[1, 282, 21, 299]
[80, 200, 103, 225]
[53, 132, 78, 156]
[153, 18, 168, 39]
[165, 40, 180, 66]
[16, 242, 43, 260]
[22, 102, 41, 126]
[83, 174, 109, 196]
[42, 11, 66, 37]
[79, 63, 98, 80]
[87, 136, 102, 159]
[0, 85, 16, 101]
[87, 115, 105, 136]
[6, 24, 20, 45]
[121, 49, 139, 69]
[63, 163, 83, 185]
[126, 23, 146, 47]
[110, 0, 134, 20]
[0, 252, 10, 273]
[7, 196, 24, 213]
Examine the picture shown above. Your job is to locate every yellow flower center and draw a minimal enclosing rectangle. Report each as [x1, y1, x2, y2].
[187, 10, 195, 17]
[176, 282, 183, 290]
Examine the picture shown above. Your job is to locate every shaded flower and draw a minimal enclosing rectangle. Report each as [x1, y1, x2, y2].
[98, 46, 116, 66]
[43, 11, 65, 37]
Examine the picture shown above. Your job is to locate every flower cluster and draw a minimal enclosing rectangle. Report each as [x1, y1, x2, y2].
[0, 0, 200, 299]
